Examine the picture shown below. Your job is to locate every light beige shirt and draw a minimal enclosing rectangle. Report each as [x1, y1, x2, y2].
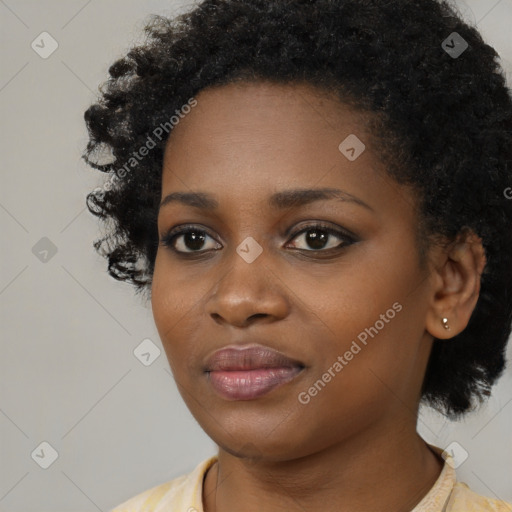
[110, 446, 512, 511]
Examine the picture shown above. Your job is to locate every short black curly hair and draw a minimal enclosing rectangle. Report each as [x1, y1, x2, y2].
[82, 0, 512, 418]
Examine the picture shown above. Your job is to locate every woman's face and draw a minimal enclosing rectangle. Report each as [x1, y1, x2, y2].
[152, 81, 437, 461]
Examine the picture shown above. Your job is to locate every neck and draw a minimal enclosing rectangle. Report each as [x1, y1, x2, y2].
[203, 418, 444, 512]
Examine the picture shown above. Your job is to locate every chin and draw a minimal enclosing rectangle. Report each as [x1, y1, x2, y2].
[204, 418, 318, 462]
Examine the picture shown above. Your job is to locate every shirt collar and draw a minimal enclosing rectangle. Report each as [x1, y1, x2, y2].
[410, 444, 457, 512]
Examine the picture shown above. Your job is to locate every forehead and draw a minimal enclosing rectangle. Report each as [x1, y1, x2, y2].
[164, 81, 368, 151]
[161, 81, 381, 193]
[156, 81, 424, 238]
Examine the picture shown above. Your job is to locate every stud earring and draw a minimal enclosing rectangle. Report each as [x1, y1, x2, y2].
[442, 317, 450, 330]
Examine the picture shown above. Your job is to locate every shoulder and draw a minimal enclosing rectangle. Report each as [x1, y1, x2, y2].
[447, 481, 512, 512]
[414, 445, 511, 512]
[109, 456, 217, 512]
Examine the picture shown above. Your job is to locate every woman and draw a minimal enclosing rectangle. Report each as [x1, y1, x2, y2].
[83, 0, 512, 510]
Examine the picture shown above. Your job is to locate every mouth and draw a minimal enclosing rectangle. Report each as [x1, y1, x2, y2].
[204, 344, 305, 401]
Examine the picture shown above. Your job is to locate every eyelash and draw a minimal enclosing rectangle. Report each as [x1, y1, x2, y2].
[159, 222, 356, 256]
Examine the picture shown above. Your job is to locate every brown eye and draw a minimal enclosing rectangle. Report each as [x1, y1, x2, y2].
[160, 225, 221, 253]
[160, 222, 355, 256]
[287, 223, 354, 252]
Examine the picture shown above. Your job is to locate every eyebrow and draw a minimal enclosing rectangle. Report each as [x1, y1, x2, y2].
[159, 187, 374, 212]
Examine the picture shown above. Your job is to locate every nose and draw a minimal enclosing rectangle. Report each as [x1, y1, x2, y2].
[205, 247, 290, 328]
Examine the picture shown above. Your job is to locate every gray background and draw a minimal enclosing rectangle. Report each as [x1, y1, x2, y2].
[1, 0, 511, 510]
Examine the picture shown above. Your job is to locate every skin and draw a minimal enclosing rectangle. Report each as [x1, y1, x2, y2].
[151, 81, 486, 512]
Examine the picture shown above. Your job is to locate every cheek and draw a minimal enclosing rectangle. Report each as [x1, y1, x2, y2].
[151, 251, 199, 325]
[301, 256, 424, 394]
[151, 260, 176, 335]
[295, 317, 418, 438]
[151, 256, 197, 367]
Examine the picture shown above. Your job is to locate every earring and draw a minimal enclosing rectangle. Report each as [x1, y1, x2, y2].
[442, 317, 450, 330]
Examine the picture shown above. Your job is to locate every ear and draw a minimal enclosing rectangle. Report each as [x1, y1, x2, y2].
[425, 229, 486, 340]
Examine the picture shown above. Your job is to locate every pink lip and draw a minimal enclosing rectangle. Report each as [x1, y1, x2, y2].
[205, 345, 304, 400]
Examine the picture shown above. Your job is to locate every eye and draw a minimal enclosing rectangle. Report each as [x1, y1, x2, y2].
[160, 224, 221, 254]
[286, 222, 354, 252]
[159, 222, 355, 255]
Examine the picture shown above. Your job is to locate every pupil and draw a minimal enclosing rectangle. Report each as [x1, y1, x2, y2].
[307, 230, 327, 249]
[185, 231, 205, 251]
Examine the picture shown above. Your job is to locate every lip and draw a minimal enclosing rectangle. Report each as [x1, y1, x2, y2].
[204, 344, 305, 401]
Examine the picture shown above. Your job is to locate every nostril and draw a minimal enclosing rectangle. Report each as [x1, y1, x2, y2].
[248, 313, 268, 321]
